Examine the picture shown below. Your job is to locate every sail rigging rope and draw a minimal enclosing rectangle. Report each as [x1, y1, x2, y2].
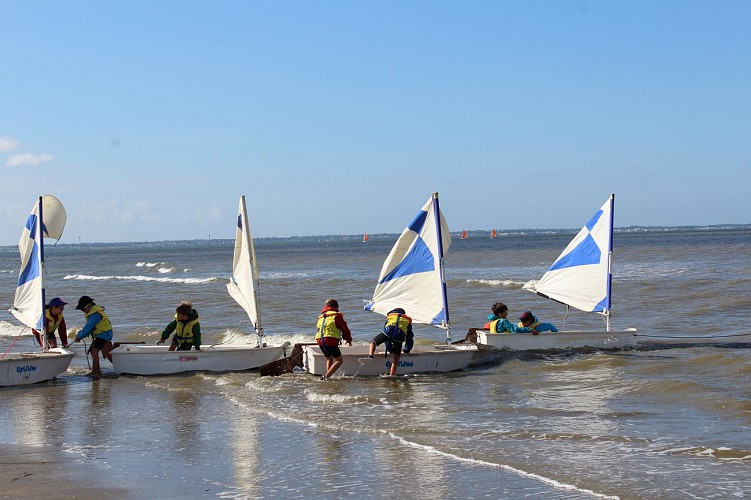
[1, 327, 27, 360]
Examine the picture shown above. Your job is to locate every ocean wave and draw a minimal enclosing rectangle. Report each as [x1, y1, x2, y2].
[136, 262, 162, 267]
[304, 389, 362, 404]
[157, 267, 176, 274]
[662, 445, 751, 462]
[63, 274, 220, 284]
[467, 279, 528, 288]
[0, 320, 24, 338]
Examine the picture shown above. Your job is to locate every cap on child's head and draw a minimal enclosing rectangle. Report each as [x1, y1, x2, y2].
[519, 311, 534, 323]
[48, 297, 67, 308]
[75, 296, 94, 310]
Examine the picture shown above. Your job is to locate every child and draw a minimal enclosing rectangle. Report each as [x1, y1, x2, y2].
[73, 296, 114, 378]
[157, 301, 201, 351]
[32, 297, 69, 348]
[315, 299, 352, 380]
[518, 310, 558, 332]
[485, 302, 538, 335]
[367, 307, 414, 376]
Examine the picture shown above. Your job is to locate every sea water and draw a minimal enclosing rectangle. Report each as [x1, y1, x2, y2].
[1, 227, 750, 498]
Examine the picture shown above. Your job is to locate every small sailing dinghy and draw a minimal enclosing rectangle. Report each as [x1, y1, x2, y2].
[302, 193, 476, 377]
[460, 229, 468, 240]
[475, 194, 637, 351]
[111, 196, 287, 375]
[2, 195, 75, 386]
[362, 232, 369, 243]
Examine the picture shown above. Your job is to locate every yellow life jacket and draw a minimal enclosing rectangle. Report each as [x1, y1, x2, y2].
[84, 304, 113, 338]
[45, 308, 63, 334]
[489, 319, 509, 334]
[518, 320, 541, 330]
[316, 311, 342, 341]
[384, 312, 412, 341]
[174, 314, 200, 345]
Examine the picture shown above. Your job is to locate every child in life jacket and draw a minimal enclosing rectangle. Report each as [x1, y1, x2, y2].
[158, 301, 202, 351]
[367, 307, 414, 376]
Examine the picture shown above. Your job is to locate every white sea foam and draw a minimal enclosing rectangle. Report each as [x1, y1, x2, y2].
[467, 278, 527, 288]
[63, 274, 219, 284]
[0, 320, 24, 338]
[157, 267, 175, 274]
[386, 432, 619, 499]
[304, 389, 361, 404]
[135, 262, 161, 267]
[215, 330, 314, 346]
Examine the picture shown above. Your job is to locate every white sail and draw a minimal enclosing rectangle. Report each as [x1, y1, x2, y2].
[226, 195, 262, 334]
[365, 193, 451, 327]
[526, 194, 614, 316]
[10, 195, 67, 331]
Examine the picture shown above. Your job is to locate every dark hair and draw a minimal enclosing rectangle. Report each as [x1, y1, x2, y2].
[491, 302, 507, 316]
[519, 311, 535, 324]
[324, 298, 339, 309]
[176, 301, 193, 316]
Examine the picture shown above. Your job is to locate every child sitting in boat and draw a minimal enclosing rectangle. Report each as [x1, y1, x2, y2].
[518, 311, 558, 332]
[366, 307, 415, 376]
[484, 302, 538, 335]
[157, 301, 201, 351]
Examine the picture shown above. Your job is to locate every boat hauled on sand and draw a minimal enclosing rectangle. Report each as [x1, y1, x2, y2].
[2, 195, 75, 387]
[305, 193, 476, 376]
[111, 196, 287, 375]
[261, 193, 476, 377]
[302, 344, 476, 377]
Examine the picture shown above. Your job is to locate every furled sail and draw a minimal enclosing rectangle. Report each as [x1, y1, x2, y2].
[526, 194, 614, 316]
[365, 193, 451, 327]
[227, 196, 262, 334]
[10, 195, 67, 331]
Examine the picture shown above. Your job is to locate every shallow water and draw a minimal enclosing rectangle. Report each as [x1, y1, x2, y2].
[1, 228, 750, 498]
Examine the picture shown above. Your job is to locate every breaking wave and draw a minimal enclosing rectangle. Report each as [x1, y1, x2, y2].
[467, 278, 528, 288]
[63, 274, 220, 284]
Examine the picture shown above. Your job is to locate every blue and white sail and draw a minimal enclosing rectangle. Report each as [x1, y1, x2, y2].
[10, 195, 67, 331]
[227, 195, 262, 335]
[365, 193, 451, 329]
[525, 194, 614, 328]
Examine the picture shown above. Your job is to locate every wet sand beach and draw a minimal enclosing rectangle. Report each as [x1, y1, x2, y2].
[0, 443, 127, 499]
[0, 368, 585, 499]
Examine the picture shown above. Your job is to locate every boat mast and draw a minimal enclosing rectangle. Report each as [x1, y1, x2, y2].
[38, 196, 47, 350]
[432, 192, 451, 343]
[241, 196, 262, 338]
[605, 193, 615, 332]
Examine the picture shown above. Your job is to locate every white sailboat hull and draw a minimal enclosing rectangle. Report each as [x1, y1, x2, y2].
[476, 329, 637, 351]
[0, 348, 75, 387]
[634, 332, 751, 346]
[302, 344, 477, 377]
[111, 344, 286, 375]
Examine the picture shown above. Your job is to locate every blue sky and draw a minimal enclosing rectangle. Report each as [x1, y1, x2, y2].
[1, 1, 749, 245]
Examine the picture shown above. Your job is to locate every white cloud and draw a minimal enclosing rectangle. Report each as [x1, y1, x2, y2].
[5, 153, 55, 167]
[0, 136, 21, 152]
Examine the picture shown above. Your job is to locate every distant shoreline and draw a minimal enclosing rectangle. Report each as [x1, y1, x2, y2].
[0, 223, 749, 250]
